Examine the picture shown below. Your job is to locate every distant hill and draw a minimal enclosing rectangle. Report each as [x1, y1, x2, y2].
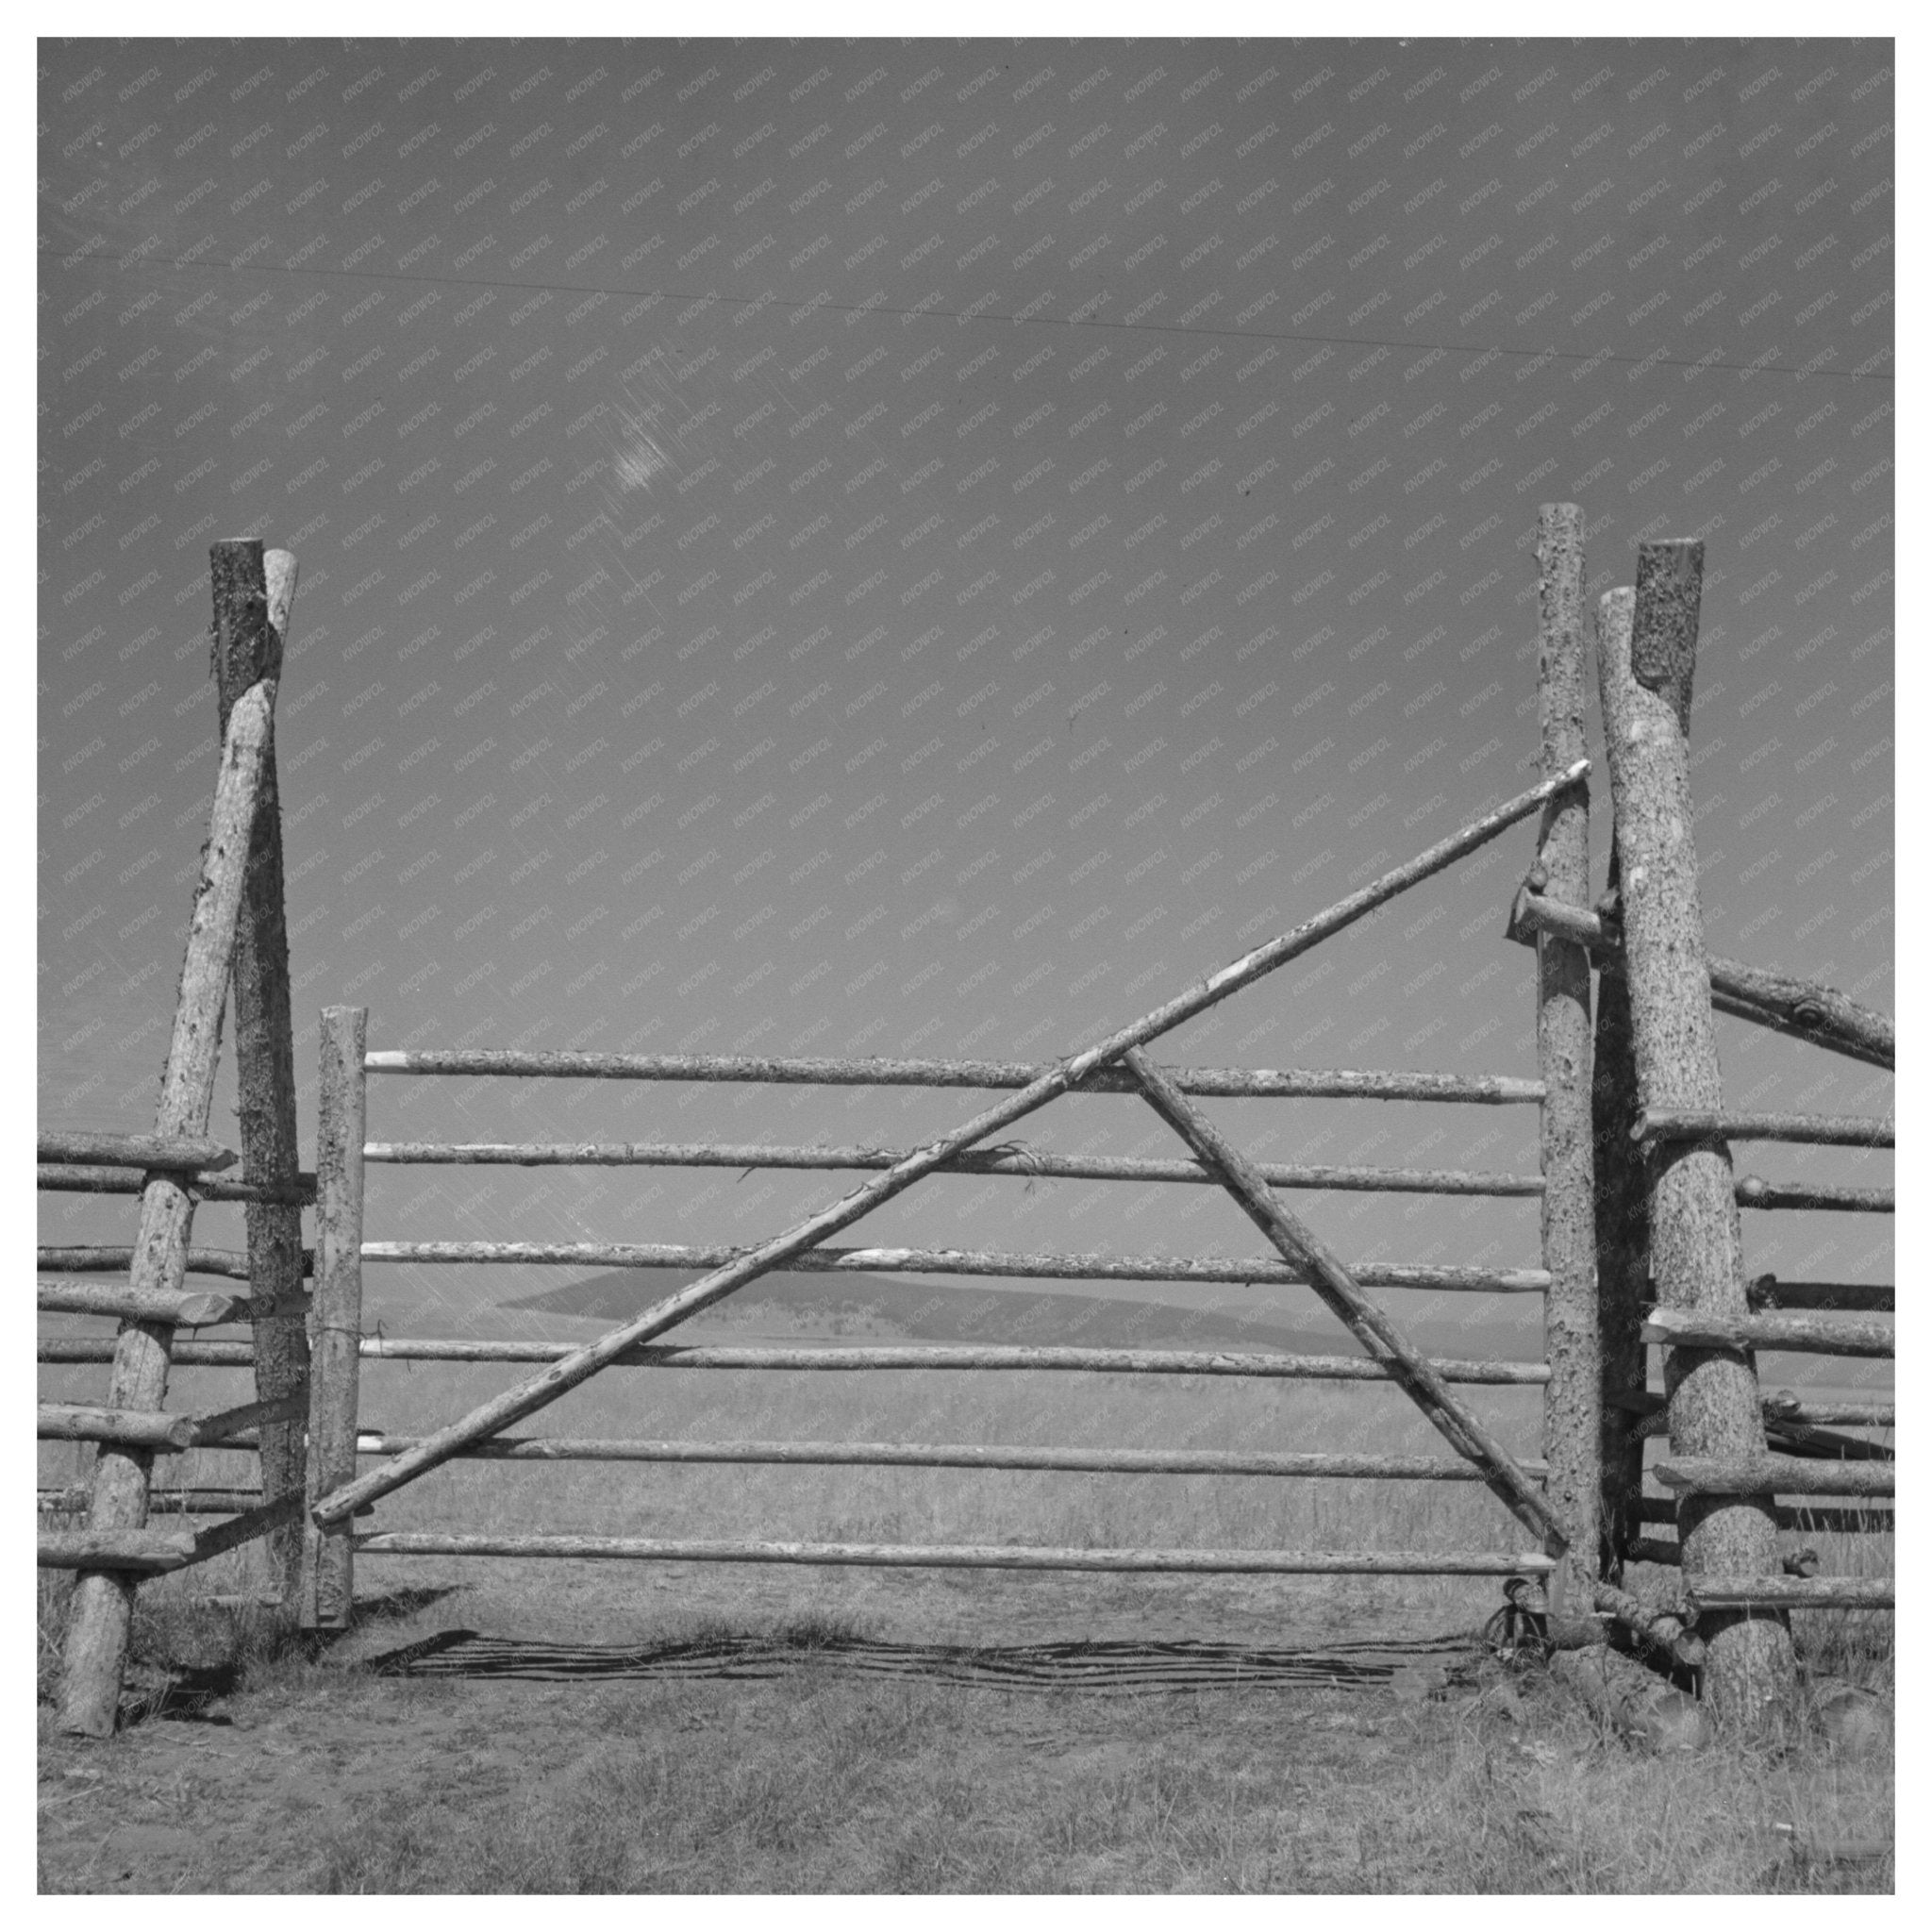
[506, 1264, 1454, 1358]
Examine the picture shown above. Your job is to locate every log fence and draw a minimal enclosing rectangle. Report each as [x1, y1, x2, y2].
[39, 510, 1891, 1738]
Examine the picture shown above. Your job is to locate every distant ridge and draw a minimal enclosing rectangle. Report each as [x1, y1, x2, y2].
[504, 1266, 1364, 1357]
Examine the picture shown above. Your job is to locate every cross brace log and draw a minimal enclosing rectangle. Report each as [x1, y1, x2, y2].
[1119, 1045, 1570, 1551]
[310, 759, 1586, 1527]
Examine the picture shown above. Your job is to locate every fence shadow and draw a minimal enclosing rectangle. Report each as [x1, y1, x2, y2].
[362, 1626, 1479, 1693]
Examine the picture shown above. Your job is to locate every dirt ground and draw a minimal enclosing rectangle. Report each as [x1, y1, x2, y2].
[36, 1562, 1894, 1894]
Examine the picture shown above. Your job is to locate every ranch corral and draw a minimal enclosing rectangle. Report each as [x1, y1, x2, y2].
[38, 520, 1892, 1890]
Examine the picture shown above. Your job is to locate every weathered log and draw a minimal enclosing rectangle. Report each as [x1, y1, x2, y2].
[189, 1492, 305, 1564]
[40, 1530, 197, 1574]
[37, 1164, 317, 1205]
[1121, 1045, 1569, 1550]
[1653, 1457, 1895, 1498]
[1591, 1579, 1706, 1667]
[352, 1532, 1557, 1575]
[41, 1403, 197, 1450]
[361, 1137, 1543, 1197]
[1613, 1388, 1896, 1430]
[304, 1007, 367, 1630]
[360, 1237, 1549, 1294]
[1747, 1275, 1893, 1313]
[1634, 1108, 1891, 1149]
[37, 1280, 243, 1326]
[366, 1049, 1543, 1105]
[349, 1432, 1543, 1481]
[1637, 1496, 1893, 1534]
[1507, 895, 1894, 1070]
[1597, 543, 1794, 1727]
[42, 1486, 265, 1516]
[1642, 1307, 1894, 1359]
[211, 540, 310, 1601]
[188, 1391, 308, 1447]
[38, 1244, 314, 1281]
[36, 1131, 236, 1171]
[312, 760, 1589, 1531]
[1531, 502, 1600, 1615]
[1685, 1577, 1894, 1610]
[1734, 1176, 1892, 1213]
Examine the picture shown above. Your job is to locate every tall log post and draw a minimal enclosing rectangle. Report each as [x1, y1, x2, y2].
[210, 541, 309, 1604]
[57, 684, 277, 1736]
[303, 1007, 367, 1629]
[1595, 543, 1795, 1729]
[1530, 505, 1598, 1614]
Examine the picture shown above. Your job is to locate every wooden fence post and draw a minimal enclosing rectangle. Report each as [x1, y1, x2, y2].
[210, 541, 309, 1605]
[303, 1007, 367, 1629]
[1530, 504, 1598, 1613]
[57, 684, 277, 1736]
[1595, 542, 1796, 1729]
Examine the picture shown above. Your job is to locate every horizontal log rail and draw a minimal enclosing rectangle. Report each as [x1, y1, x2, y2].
[1653, 1457, 1895, 1498]
[1682, 1576, 1894, 1611]
[39, 1244, 315, 1281]
[358, 1238, 1551, 1295]
[348, 1432, 1545, 1481]
[36, 1163, 317, 1206]
[1637, 1496, 1893, 1534]
[1642, 1307, 1894, 1358]
[38, 1494, 304, 1573]
[1508, 893, 1894, 1070]
[1628, 1409, 1894, 1460]
[350, 1532, 1557, 1576]
[37, 1391, 308, 1452]
[37, 1131, 236, 1171]
[1762, 1391, 1895, 1428]
[1634, 1108, 1892, 1149]
[37, 1279, 246, 1326]
[42, 1486, 266, 1515]
[37, 1334, 1554, 1380]
[361, 1137, 1543, 1197]
[1747, 1275, 1893, 1314]
[365, 1050, 1545, 1106]
[1591, 1581, 1705, 1667]
[1733, 1176, 1892, 1213]
[39, 1530, 198, 1574]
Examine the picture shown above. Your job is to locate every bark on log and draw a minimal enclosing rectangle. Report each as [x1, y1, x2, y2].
[1685, 1577, 1894, 1610]
[1653, 1457, 1895, 1498]
[367, 1050, 1543, 1104]
[1747, 1276, 1893, 1313]
[359, 1237, 1548, 1293]
[36, 1164, 316, 1205]
[42, 1486, 266, 1516]
[1122, 1046, 1568, 1549]
[37, 1280, 243, 1326]
[58, 680, 275, 1739]
[348, 1432, 1548, 1480]
[1642, 1307, 1893, 1358]
[1597, 545, 1795, 1728]
[38, 1244, 312, 1281]
[211, 540, 309, 1601]
[36, 1132, 235, 1171]
[361, 1138, 1543, 1196]
[1635, 1108, 1892, 1148]
[40, 1531, 197, 1574]
[313, 762, 1587, 1530]
[1733, 1176, 1892, 1214]
[1532, 503, 1600, 1614]
[1508, 895, 1894, 1070]
[40, 1404, 198, 1450]
[304, 1007, 367, 1629]
[42, 1332, 1553, 1381]
[351, 1532, 1556, 1575]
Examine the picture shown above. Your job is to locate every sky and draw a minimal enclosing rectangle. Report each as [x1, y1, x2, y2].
[35, 33, 1893, 1354]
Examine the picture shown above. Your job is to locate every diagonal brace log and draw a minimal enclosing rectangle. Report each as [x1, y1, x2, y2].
[311, 759, 1587, 1528]
[1120, 1045, 1570, 1551]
